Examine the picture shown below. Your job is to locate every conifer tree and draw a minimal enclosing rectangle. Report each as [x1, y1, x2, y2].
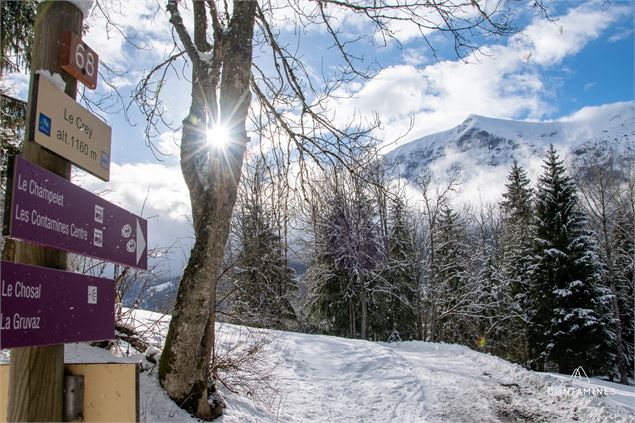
[378, 197, 418, 341]
[232, 159, 297, 329]
[1, 0, 36, 217]
[430, 206, 472, 343]
[305, 184, 353, 336]
[499, 160, 534, 362]
[501, 160, 534, 293]
[528, 145, 614, 374]
[1, 0, 36, 74]
[468, 204, 507, 356]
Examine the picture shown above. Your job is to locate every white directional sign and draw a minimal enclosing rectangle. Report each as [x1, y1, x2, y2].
[31, 75, 112, 181]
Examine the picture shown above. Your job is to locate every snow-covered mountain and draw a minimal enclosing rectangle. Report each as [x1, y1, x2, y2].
[386, 102, 634, 201]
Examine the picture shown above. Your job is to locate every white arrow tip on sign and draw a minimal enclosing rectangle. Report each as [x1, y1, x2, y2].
[136, 218, 146, 265]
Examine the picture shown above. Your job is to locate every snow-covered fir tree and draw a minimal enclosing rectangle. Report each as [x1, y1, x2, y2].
[527, 145, 614, 374]
[377, 196, 418, 341]
[429, 206, 472, 343]
[499, 160, 534, 362]
[467, 204, 507, 355]
[231, 159, 297, 330]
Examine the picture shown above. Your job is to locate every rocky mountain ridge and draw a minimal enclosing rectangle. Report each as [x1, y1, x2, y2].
[386, 102, 634, 187]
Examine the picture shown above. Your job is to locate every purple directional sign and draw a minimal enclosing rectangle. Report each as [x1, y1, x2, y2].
[0, 261, 114, 349]
[7, 156, 147, 269]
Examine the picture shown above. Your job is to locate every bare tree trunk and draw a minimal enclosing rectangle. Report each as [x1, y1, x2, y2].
[600, 206, 628, 384]
[607, 259, 628, 384]
[350, 299, 357, 338]
[420, 307, 427, 341]
[159, 219, 229, 417]
[349, 302, 354, 338]
[360, 279, 367, 340]
[430, 311, 437, 342]
[576, 154, 630, 385]
[158, 0, 257, 419]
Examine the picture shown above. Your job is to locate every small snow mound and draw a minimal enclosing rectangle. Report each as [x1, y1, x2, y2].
[66, 0, 94, 17]
[141, 346, 162, 371]
[35, 70, 66, 91]
[144, 346, 162, 363]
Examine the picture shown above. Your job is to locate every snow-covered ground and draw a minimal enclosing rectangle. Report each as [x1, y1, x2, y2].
[2, 309, 633, 422]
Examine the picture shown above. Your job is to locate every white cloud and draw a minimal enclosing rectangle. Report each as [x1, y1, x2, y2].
[329, 1, 629, 147]
[608, 27, 633, 42]
[75, 162, 193, 273]
[2, 72, 30, 101]
[352, 65, 429, 119]
[84, 0, 173, 69]
[558, 101, 634, 123]
[156, 131, 182, 159]
[512, 2, 626, 66]
[583, 82, 596, 92]
[402, 48, 431, 66]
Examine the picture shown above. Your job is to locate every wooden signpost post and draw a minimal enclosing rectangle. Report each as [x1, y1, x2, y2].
[1, 2, 147, 421]
[3, 3, 83, 420]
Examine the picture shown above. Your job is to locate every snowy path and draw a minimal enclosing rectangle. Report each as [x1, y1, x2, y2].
[273, 333, 429, 422]
[388, 343, 570, 422]
[5, 310, 629, 423]
[129, 313, 633, 423]
[263, 335, 628, 423]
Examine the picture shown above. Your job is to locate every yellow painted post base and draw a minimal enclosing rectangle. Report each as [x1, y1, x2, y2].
[1, 363, 139, 422]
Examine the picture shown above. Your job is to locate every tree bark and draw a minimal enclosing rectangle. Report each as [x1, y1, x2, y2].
[360, 278, 367, 339]
[4, 2, 82, 421]
[603, 231, 628, 384]
[158, 0, 257, 419]
[599, 200, 628, 384]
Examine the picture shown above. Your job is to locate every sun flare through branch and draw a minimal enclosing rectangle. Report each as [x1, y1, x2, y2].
[207, 124, 230, 148]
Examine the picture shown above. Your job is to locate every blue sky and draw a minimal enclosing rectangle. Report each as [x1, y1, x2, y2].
[4, 0, 633, 275]
[555, 28, 633, 113]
